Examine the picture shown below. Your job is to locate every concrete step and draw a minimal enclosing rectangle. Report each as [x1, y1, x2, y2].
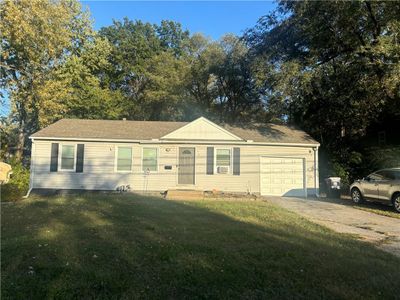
[166, 189, 204, 200]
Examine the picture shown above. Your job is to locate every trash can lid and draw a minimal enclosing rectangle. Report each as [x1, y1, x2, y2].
[326, 177, 341, 180]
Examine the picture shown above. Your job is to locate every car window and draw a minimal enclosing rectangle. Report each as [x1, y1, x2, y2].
[383, 171, 396, 180]
[391, 170, 400, 180]
[369, 172, 384, 180]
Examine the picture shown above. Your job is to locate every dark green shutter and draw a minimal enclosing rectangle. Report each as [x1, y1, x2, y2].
[233, 147, 240, 175]
[76, 144, 84, 173]
[50, 143, 59, 172]
[206, 147, 214, 175]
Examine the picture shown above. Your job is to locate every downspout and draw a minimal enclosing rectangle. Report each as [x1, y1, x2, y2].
[313, 146, 319, 197]
[23, 139, 35, 198]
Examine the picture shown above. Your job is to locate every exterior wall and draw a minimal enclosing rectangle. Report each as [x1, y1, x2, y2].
[31, 140, 318, 195]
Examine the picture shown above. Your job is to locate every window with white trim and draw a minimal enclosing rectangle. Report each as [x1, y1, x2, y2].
[60, 144, 75, 170]
[215, 148, 231, 174]
[142, 148, 158, 172]
[116, 147, 132, 172]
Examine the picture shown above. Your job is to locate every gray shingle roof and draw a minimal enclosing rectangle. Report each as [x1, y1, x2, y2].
[31, 119, 319, 145]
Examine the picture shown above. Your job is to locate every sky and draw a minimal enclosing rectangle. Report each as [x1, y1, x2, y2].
[1, 1, 277, 117]
[83, 1, 277, 40]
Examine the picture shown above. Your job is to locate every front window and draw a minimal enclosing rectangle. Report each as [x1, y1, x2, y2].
[143, 148, 158, 172]
[116, 147, 132, 172]
[61, 145, 75, 170]
[216, 149, 231, 174]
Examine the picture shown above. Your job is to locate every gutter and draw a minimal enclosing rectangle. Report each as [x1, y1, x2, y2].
[29, 136, 320, 147]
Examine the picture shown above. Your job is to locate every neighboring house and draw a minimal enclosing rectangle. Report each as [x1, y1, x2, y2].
[0, 162, 12, 184]
[29, 117, 320, 197]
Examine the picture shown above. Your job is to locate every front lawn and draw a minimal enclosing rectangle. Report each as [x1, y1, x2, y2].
[1, 193, 399, 299]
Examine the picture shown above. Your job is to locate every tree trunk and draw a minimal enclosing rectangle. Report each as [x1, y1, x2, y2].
[15, 122, 25, 162]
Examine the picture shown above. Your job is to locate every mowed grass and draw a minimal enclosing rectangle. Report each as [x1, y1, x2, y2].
[352, 202, 400, 219]
[1, 194, 400, 299]
[322, 196, 400, 219]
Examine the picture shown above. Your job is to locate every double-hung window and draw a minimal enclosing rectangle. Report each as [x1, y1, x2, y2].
[142, 148, 158, 172]
[215, 148, 231, 174]
[60, 144, 75, 171]
[116, 147, 132, 172]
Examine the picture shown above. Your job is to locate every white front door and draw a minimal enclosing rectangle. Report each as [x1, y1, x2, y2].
[260, 157, 305, 197]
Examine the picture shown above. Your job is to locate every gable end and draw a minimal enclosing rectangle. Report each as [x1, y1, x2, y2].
[161, 117, 244, 141]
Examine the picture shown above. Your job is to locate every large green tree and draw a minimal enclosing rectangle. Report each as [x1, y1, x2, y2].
[183, 34, 263, 123]
[211, 35, 262, 123]
[98, 19, 191, 120]
[0, 0, 93, 160]
[245, 0, 400, 180]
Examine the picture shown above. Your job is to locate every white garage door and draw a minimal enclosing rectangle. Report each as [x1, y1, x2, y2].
[260, 157, 305, 197]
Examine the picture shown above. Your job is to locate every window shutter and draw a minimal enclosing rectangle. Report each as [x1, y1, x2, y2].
[233, 147, 240, 175]
[206, 147, 214, 175]
[76, 144, 84, 173]
[50, 143, 59, 172]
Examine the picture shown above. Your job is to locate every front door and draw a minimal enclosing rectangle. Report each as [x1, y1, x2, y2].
[178, 147, 195, 185]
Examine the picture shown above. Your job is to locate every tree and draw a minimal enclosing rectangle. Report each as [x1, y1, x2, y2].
[244, 0, 400, 180]
[58, 37, 124, 120]
[210, 35, 262, 123]
[99, 19, 163, 119]
[183, 34, 221, 119]
[0, 0, 93, 161]
[142, 51, 190, 120]
[155, 20, 190, 57]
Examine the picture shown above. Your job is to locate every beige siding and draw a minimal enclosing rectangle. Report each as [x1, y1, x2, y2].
[31, 140, 318, 195]
[161, 118, 241, 140]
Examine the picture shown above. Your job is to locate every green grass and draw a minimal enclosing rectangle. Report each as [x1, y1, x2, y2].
[338, 197, 400, 219]
[353, 204, 400, 219]
[1, 193, 399, 299]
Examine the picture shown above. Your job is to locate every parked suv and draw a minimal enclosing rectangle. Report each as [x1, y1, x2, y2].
[350, 168, 400, 213]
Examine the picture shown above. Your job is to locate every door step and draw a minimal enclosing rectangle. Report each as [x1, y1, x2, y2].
[166, 189, 204, 200]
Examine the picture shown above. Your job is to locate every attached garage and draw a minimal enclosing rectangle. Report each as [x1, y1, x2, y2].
[260, 157, 306, 197]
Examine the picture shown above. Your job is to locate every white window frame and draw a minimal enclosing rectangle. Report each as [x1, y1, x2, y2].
[142, 147, 159, 173]
[115, 146, 133, 173]
[58, 143, 77, 172]
[214, 147, 232, 174]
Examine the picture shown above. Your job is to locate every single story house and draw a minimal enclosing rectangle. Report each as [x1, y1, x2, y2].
[29, 117, 320, 197]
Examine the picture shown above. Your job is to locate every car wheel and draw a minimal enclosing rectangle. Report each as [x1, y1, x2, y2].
[351, 188, 363, 204]
[392, 193, 400, 213]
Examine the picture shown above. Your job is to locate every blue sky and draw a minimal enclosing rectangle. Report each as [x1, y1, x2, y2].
[1, 1, 277, 116]
[83, 1, 277, 39]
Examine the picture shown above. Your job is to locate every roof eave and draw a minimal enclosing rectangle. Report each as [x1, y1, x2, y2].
[30, 136, 319, 147]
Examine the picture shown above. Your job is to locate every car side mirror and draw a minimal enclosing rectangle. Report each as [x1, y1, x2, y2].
[364, 176, 371, 181]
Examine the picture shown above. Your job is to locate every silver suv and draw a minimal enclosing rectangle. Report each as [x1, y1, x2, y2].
[350, 168, 400, 213]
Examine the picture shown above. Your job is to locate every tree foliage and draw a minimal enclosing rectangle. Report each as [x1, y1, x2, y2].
[1, 0, 399, 184]
[0, 0, 93, 159]
[244, 0, 400, 180]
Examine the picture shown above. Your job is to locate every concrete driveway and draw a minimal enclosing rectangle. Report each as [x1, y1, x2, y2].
[265, 196, 400, 257]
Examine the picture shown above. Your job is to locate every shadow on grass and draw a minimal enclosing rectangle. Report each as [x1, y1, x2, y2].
[1, 193, 400, 299]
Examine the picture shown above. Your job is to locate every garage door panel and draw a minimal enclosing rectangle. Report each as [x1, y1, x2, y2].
[260, 157, 305, 197]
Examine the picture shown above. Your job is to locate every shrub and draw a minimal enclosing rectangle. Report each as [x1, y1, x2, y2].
[1, 160, 30, 202]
